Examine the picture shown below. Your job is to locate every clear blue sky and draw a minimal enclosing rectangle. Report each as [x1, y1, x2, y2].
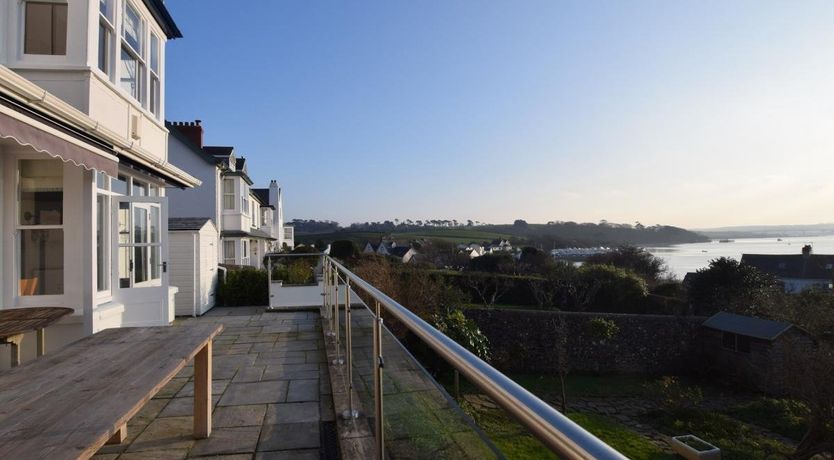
[164, 1, 834, 228]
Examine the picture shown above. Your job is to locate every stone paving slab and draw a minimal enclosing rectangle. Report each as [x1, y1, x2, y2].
[91, 307, 336, 460]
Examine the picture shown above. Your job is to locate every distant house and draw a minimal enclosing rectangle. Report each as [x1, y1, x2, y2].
[387, 246, 417, 264]
[741, 245, 834, 293]
[363, 241, 380, 254]
[702, 312, 813, 393]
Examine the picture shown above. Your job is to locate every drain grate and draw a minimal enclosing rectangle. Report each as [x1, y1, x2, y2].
[320, 421, 340, 459]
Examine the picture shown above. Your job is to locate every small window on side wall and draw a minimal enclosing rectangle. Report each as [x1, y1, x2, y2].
[24, 2, 68, 56]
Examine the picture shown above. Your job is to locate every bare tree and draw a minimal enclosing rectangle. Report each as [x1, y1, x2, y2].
[465, 274, 512, 308]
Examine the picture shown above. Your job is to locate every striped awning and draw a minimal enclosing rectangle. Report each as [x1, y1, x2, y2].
[0, 109, 118, 177]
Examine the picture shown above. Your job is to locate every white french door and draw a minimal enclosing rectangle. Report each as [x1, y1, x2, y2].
[112, 195, 170, 326]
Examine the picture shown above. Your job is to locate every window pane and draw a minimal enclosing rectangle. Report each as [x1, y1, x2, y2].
[120, 47, 140, 99]
[119, 246, 130, 288]
[24, 3, 52, 55]
[52, 4, 67, 55]
[20, 229, 63, 295]
[150, 34, 160, 73]
[123, 3, 142, 53]
[148, 184, 158, 196]
[132, 180, 147, 196]
[150, 245, 160, 279]
[96, 171, 109, 190]
[134, 207, 148, 244]
[19, 160, 63, 226]
[100, 0, 112, 21]
[134, 246, 148, 283]
[223, 179, 233, 193]
[96, 194, 110, 292]
[118, 201, 130, 287]
[113, 175, 128, 195]
[150, 206, 159, 243]
[150, 76, 160, 117]
[98, 23, 109, 73]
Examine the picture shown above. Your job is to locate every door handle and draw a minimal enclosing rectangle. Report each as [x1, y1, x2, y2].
[161, 261, 167, 273]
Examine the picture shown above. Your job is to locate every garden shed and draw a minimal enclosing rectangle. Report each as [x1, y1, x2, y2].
[701, 312, 813, 393]
[169, 218, 219, 316]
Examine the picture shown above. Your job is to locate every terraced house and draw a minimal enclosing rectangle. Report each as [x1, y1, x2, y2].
[0, 0, 198, 364]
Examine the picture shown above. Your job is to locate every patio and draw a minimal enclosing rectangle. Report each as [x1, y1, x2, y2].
[91, 306, 338, 460]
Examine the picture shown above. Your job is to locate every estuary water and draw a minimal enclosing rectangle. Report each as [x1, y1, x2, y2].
[646, 234, 834, 279]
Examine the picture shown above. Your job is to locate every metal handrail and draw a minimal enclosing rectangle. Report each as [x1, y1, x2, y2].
[325, 256, 627, 460]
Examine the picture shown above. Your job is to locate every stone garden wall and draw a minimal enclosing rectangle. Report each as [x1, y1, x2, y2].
[465, 309, 707, 375]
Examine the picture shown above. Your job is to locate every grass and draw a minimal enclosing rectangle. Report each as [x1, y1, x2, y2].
[461, 398, 674, 460]
[726, 397, 809, 441]
[642, 408, 794, 459]
[509, 374, 656, 399]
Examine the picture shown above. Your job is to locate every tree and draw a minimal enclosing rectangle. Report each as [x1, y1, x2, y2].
[330, 240, 359, 262]
[585, 245, 667, 284]
[469, 253, 516, 274]
[465, 274, 513, 308]
[518, 247, 550, 274]
[574, 264, 649, 313]
[687, 257, 780, 316]
[513, 219, 528, 228]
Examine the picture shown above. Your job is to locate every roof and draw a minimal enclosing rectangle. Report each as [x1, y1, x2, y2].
[204, 146, 234, 160]
[221, 229, 276, 241]
[169, 217, 214, 231]
[388, 246, 413, 257]
[251, 188, 271, 207]
[235, 158, 246, 171]
[702, 312, 794, 341]
[741, 253, 834, 280]
[141, 0, 182, 39]
[166, 123, 218, 167]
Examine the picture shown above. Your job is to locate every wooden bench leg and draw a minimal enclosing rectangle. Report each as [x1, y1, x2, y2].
[36, 328, 45, 357]
[106, 424, 127, 445]
[4, 334, 23, 368]
[194, 340, 212, 438]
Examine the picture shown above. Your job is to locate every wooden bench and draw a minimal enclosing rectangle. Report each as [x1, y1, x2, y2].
[0, 324, 223, 460]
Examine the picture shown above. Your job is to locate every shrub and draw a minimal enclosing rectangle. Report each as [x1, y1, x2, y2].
[649, 376, 703, 411]
[575, 264, 648, 313]
[584, 317, 620, 341]
[217, 267, 268, 306]
[433, 308, 490, 361]
[287, 259, 314, 284]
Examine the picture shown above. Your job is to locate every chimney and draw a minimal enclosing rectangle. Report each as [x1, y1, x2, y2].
[170, 119, 204, 148]
[802, 244, 813, 258]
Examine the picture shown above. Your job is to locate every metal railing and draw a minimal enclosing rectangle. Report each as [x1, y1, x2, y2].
[320, 255, 627, 460]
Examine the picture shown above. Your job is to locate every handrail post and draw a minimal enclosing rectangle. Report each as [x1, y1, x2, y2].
[373, 300, 384, 458]
[342, 278, 358, 419]
[332, 270, 343, 366]
[267, 256, 272, 309]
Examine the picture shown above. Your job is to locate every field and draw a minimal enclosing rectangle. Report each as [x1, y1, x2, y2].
[296, 227, 515, 245]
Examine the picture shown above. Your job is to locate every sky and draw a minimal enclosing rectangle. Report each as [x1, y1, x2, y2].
[164, 1, 834, 229]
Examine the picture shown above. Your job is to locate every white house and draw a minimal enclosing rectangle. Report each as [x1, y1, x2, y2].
[166, 121, 287, 268]
[742, 245, 834, 294]
[0, 0, 200, 365]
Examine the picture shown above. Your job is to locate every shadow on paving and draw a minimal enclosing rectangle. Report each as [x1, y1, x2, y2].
[91, 306, 339, 460]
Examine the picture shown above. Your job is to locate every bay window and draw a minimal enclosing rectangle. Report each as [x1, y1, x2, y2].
[224, 241, 236, 265]
[17, 160, 64, 296]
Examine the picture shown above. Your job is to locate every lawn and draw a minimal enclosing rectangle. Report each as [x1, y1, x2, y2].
[460, 398, 674, 460]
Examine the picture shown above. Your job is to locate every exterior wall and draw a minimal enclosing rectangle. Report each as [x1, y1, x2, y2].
[2, 0, 171, 163]
[167, 136, 218, 223]
[221, 176, 250, 232]
[781, 277, 832, 294]
[465, 309, 707, 375]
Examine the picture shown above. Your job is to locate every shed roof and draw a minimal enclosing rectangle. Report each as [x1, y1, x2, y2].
[169, 217, 214, 231]
[702, 312, 793, 341]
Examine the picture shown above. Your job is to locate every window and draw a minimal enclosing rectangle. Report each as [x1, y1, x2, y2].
[18, 160, 64, 296]
[224, 240, 236, 265]
[98, 0, 114, 75]
[722, 332, 751, 354]
[96, 172, 111, 292]
[223, 179, 235, 210]
[24, 2, 67, 55]
[149, 33, 161, 118]
[112, 174, 128, 195]
[118, 200, 162, 287]
[132, 179, 147, 196]
[241, 184, 249, 215]
[120, 2, 144, 103]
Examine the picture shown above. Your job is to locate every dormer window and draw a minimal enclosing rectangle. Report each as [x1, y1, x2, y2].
[120, 2, 145, 103]
[24, 2, 68, 56]
[98, 0, 115, 77]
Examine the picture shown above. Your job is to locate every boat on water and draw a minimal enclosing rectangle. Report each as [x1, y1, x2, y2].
[718, 239, 734, 243]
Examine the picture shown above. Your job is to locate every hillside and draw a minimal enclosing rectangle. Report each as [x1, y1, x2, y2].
[293, 220, 707, 248]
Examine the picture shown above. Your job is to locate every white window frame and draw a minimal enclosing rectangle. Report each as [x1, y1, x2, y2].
[120, 1, 146, 105]
[223, 178, 235, 210]
[115, 197, 164, 289]
[22, 0, 69, 56]
[223, 240, 236, 265]
[96, 171, 113, 296]
[98, 0, 115, 79]
[149, 32, 161, 118]
[15, 158, 65, 298]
